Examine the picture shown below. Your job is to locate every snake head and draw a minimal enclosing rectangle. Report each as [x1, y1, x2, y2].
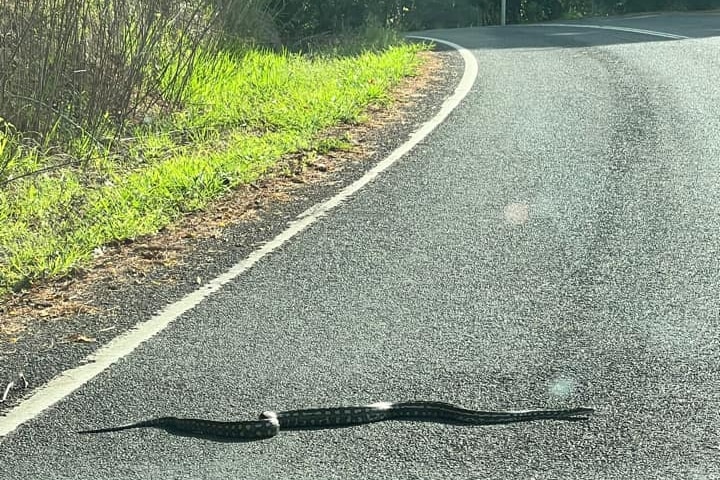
[260, 410, 279, 421]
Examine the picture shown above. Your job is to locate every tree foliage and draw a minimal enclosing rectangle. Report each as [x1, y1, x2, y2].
[264, 0, 720, 37]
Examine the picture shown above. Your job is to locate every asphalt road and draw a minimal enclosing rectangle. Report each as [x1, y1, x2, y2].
[2, 12, 720, 480]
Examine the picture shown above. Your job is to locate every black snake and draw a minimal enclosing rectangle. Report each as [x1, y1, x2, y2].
[78, 401, 594, 442]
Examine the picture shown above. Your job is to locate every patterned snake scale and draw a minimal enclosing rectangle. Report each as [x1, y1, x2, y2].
[78, 401, 594, 442]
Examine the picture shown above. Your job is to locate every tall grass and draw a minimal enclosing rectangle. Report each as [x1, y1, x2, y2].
[0, 42, 426, 295]
[0, 0, 221, 140]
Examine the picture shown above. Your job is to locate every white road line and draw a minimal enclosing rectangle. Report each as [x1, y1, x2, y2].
[622, 14, 661, 19]
[546, 32, 593, 36]
[533, 23, 689, 39]
[0, 37, 478, 439]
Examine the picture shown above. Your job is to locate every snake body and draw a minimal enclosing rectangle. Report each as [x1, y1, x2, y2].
[79, 401, 594, 442]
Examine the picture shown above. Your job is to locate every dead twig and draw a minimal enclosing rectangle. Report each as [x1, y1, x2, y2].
[1, 373, 28, 403]
[1, 381, 14, 402]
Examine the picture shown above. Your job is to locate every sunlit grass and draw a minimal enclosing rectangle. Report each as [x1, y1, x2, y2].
[0, 41, 427, 295]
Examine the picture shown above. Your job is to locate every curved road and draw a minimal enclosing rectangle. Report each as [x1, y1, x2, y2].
[2, 12, 719, 480]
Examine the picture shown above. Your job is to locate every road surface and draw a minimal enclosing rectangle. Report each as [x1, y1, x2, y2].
[1, 12, 719, 480]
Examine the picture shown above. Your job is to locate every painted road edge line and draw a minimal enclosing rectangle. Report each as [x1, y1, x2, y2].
[0, 37, 478, 439]
[531, 23, 689, 39]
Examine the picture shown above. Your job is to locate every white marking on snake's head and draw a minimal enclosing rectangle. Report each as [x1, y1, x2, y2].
[260, 411, 280, 427]
[367, 401, 393, 410]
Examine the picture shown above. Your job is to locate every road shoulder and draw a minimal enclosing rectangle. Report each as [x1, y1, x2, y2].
[0, 46, 464, 414]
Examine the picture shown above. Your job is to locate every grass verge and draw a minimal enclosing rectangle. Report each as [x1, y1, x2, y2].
[0, 41, 428, 299]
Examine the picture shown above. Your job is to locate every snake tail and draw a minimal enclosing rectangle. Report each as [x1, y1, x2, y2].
[78, 416, 280, 441]
[382, 402, 594, 425]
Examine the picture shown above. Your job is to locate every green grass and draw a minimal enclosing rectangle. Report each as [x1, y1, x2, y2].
[0, 41, 428, 295]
